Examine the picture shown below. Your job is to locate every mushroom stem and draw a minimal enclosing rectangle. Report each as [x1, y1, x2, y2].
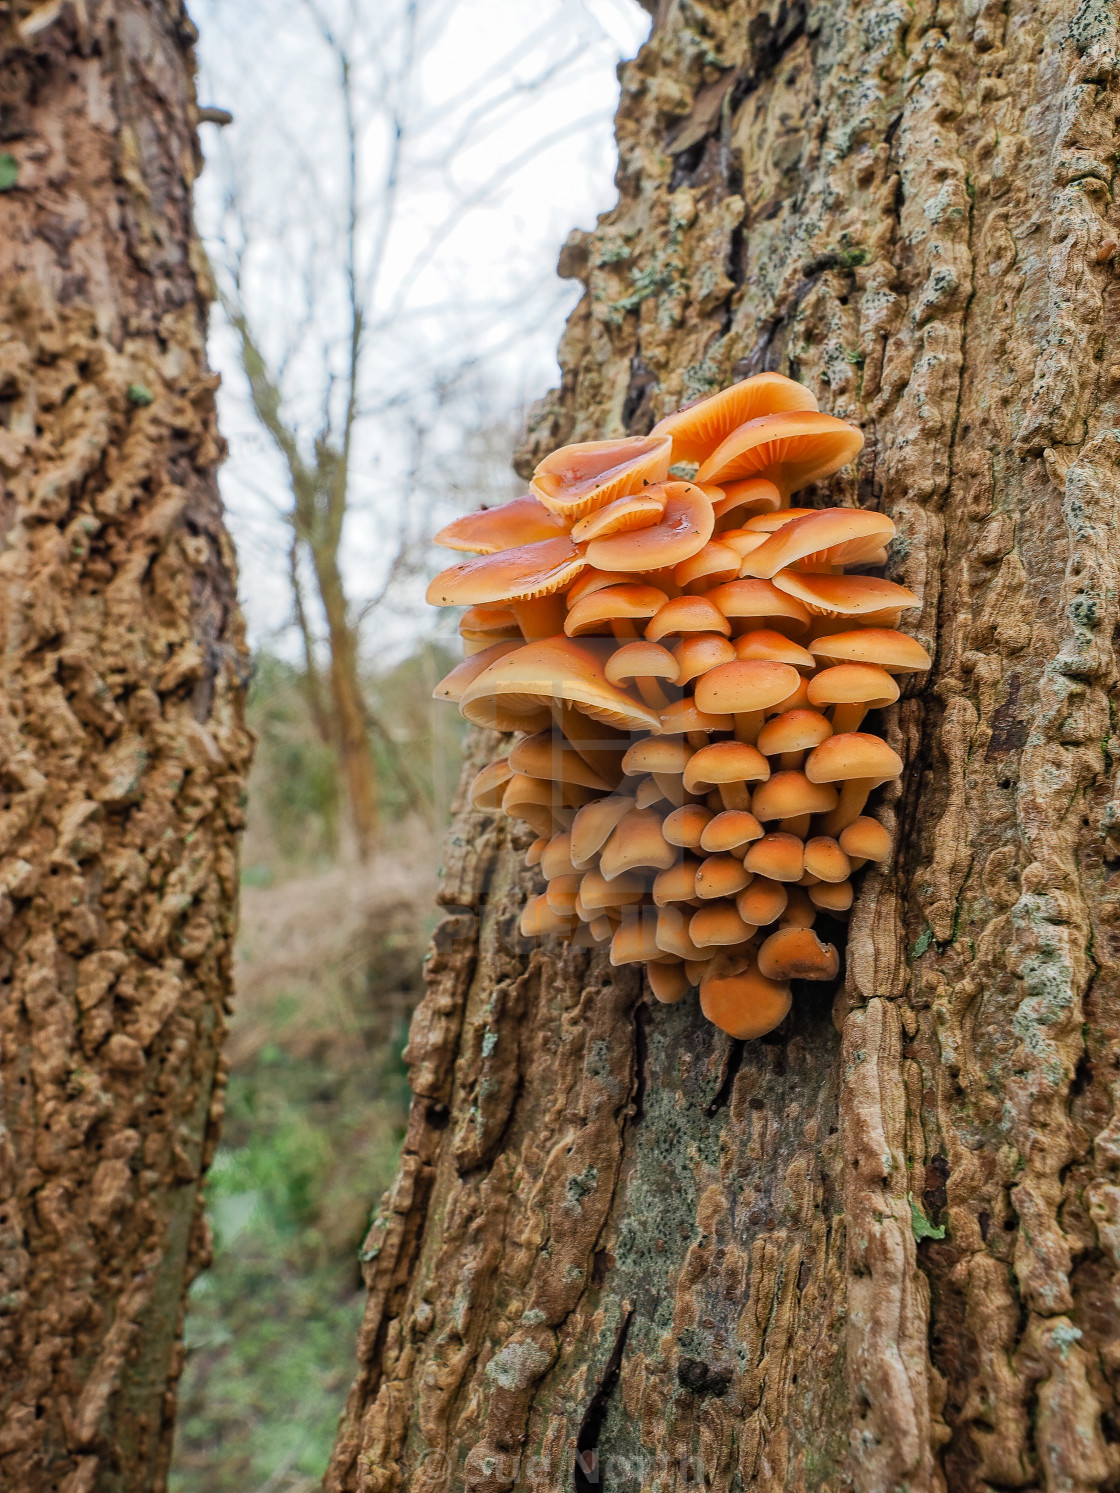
[831, 702, 869, 734]
[551, 701, 625, 787]
[635, 676, 672, 710]
[610, 618, 640, 641]
[510, 594, 566, 640]
[734, 709, 764, 744]
[687, 730, 709, 750]
[820, 776, 878, 835]
[653, 771, 686, 804]
[778, 749, 806, 771]
[718, 781, 751, 813]
[779, 813, 811, 837]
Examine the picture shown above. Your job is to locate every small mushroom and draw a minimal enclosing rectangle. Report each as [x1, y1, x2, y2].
[733, 629, 815, 670]
[648, 960, 691, 1004]
[600, 808, 677, 880]
[743, 831, 805, 883]
[694, 854, 752, 900]
[740, 507, 894, 578]
[509, 731, 611, 792]
[809, 879, 854, 913]
[655, 904, 715, 962]
[646, 594, 731, 641]
[459, 636, 661, 735]
[673, 632, 737, 685]
[658, 698, 734, 745]
[802, 836, 852, 884]
[546, 875, 582, 916]
[736, 877, 788, 927]
[749, 771, 838, 836]
[705, 578, 811, 636]
[434, 494, 571, 553]
[689, 901, 757, 948]
[756, 925, 839, 982]
[585, 481, 714, 572]
[695, 410, 865, 498]
[532, 433, 673, 520]
[622, 737, 692, 777]
[610, 905, 665, 966]
[526, 836, 547, 867]
[570, 793, 636, 868]
[682, 740, 770, 813]
[540, 830, 579, 880]
[771, 570, 920, 622]
[433, 642, 524, 706]
[756, 709, 833, 770]
[699, 958, 792, 1039]
[808, 627, 932, 675]
[807, 663, 900, 734]
[662, 803, 713, 849]
[650, 372, 819, 463]
[565, 583, 669, 639]
[579, 865, 646, 911]
[780, 887, 817, 928]
[604, 639, 680, 711]
[699, 809, 764, 854]
[712, 478, 784, 524]
[653, 857, 701, 905]
[674, 541, 741, 592]
[520, 893, 577, 939]
[570, 490, 668, 543]
[470, 758, 514, 811]
[839, 816, 892, 868]
[426, 536, 586, 639]
[804, 731, 905, 834]
[693, 659, 801, 745]
[459, 605, 522, 652]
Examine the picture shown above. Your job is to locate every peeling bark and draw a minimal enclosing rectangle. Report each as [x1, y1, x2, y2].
[0, 4, 250, 1491]
[329, 2, 1120, 1489]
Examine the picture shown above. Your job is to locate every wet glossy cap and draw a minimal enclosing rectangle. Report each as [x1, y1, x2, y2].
[532, 433, 673, 520]
[651, 372, 819, 464]
[434, 494, 570, 553]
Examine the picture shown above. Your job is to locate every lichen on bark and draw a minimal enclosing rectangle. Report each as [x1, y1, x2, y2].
[329, 1, 1120, 1490]
[0, 4, 250, 1490]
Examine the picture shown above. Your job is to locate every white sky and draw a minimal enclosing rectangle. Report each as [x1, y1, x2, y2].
[192, 0, 650, 659]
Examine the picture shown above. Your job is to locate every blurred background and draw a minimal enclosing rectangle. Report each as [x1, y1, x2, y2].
[170, 2, 649, 1488]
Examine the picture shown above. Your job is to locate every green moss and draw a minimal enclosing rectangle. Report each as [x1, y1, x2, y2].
[909, 1194, 946, 1241]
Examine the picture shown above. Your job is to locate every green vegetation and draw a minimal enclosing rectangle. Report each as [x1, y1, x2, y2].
[171, 650, 449, 1492]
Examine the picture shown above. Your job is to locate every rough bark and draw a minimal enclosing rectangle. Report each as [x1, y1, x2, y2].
[0, 4, 250, 1491]
[329, 1, 1120, 1489]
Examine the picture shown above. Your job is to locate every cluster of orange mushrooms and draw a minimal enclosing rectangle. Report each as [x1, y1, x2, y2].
[427, 374, 929, 1040]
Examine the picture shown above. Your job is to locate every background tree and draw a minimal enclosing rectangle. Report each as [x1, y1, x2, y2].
[326, 1, 1120, 1489]
[0, 4, 250, 1491]
[202, 0, 632, 859]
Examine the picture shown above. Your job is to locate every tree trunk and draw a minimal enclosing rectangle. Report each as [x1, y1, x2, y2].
[328, 2, 1120, 1489]
[0, 5, 250, 1491]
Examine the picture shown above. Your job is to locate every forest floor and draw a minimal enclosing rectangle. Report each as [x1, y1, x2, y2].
[168, 656, 450, 1492]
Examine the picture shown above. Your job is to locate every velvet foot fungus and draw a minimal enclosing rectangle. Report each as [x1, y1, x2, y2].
[428, 375, 929, 1040]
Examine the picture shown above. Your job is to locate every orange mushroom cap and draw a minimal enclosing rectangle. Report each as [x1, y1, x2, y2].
[610, 906, 666, 966]
[809, 879, 854, 913]
[532, 433, 673, 520]
[757, 925, 839, 982]
[434, 494, 570, 553]
[567, 568, 638, 605]
[579, 865, 646, 911]
[695, 854, 752, 900]
[733, 629, 816, 669]
[736, 877, 788, 927]
[699, 809, 764, 853]
[648, 960, 691, 1004]
[662, 803, 713, 848]
[803, 836, 852, 884]
[695, 410, 864, 496]
[689, 901, 758, 948]
[652, 857, 701, 906]
[683, 740, 770, 794]
[756, 709, 833, 757]
[804, 732, 904, 786]
[712, 478, 784, 523]
[508, 731, 611, 791]
[585, 481, 714, 573]
[673, 632, 737, 685]
[839, 816, 892, 864]
[674, 541, 741, 591]
[771, 571, 920, 618]
[540, 830, 579, 880]
[655, 904, 716, 963]
[651, 372, 819, 464]
[658, 698, 734, 736]
[705, 578, 811, 634]
[808, 628, 932, 673]
[699, 958, 791, 1038]
[604, 639, 680, 688]
[646, 594, 731, 641]
[470, 758, 514, 812]
[693, 659, 801, 716]
[743, 831, 805, 882]
[565, 583, 668, 637]
[570, 793, 637, 868]
[740, 507, 894, 578]
[807, 664, 900, 711]
[743, 508, 818, 532]
[427, 537, 586, 608]
[520, 892, 577, 939]
[600, 808, 677, 880]
[622, 737, 692, 776]
[570, 490, 668, 544]
[459, 636, 661, 734]
[715, 528, 771, 562]
[459, 605, 520, 641]
[750, 771, 839, 822]
[433, 641, 523, 704]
